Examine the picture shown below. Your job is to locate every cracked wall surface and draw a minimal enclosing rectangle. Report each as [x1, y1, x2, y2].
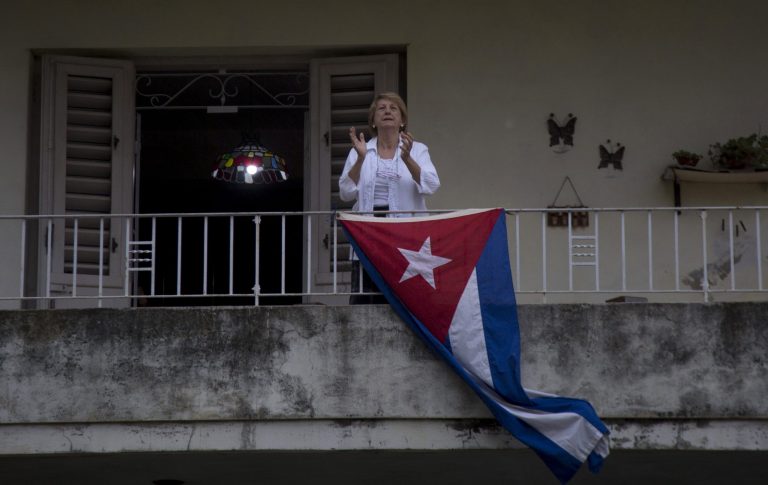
[0, 303, 768, 423]
[0, 303, 768, 455]
[1, 303, 766, 425]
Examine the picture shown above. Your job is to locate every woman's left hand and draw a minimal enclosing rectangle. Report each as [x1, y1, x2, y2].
[399, 132, 421, 183]
[399, 132, 414, 161]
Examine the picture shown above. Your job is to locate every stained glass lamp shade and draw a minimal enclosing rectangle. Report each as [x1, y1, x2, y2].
[212, 141, 288, 184]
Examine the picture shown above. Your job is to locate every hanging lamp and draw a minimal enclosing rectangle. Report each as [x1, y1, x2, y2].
[212, 138, 288, 185]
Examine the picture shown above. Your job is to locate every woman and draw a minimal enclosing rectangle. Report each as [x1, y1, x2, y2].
[339, 92, 440, 303]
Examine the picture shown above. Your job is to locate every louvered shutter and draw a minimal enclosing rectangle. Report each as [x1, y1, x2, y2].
[328, 73, 376, 270]
[329, 73, 376, 213]
[41, 56, 135, 294]
[307, 55, 398, 293]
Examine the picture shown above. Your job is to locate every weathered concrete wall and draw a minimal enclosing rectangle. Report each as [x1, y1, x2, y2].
[519, 303, 768, 419]
[1, 305, 482, 423]
[1, 303, 766, 425]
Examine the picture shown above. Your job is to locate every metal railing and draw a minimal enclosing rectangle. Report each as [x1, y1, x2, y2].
[1, 207, 766, 306]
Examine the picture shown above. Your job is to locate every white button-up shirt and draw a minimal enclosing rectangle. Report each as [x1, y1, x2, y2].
[338, 137, 440, 217]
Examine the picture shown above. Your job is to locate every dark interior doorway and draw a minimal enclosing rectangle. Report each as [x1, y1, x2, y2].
[136, 72, 307, 306]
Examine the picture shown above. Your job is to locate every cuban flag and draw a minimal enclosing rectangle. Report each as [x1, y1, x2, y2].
[338, 208, 610, 483]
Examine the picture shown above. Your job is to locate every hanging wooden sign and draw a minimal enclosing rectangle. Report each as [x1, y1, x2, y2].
[547, 176, 589, 228]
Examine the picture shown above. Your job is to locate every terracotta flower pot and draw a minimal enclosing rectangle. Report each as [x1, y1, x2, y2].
[674, 156, 699, 167]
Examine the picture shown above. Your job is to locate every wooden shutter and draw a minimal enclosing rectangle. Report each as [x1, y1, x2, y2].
[307, 55, 398, 293]
[40, 56, 135, 295]
[328, 73, 377, 212]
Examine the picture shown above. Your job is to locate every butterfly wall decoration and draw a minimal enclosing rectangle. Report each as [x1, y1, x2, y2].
[598, 140, 625, 170]
[547, 113, 577, 153]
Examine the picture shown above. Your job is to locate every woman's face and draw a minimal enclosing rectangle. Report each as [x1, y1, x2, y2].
[373, 99, 403, 131]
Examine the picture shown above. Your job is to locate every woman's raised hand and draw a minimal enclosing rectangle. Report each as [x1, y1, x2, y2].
[349, 127, 367, 158]
[399, 131, 414, 161]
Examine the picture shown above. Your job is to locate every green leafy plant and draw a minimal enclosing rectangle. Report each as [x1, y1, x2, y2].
[755, 135, 768, 169]
[708, 134, 765, 170]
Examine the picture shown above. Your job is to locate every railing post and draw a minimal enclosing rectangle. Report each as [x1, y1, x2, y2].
[253, 215, 261, 306]
[757, 210, 763, 291]
[176, 217, 182, 296]
[358, 256, 363, 296]
[151, 217, 157, 296]
[674, 210, 680, 292]
[72, 218, 78, 297]
[701, 210, 709, 302]
[281, 215, 286, 295]
[541, 211, 547, 302]
[98, 218, 104, 308]
[306, 215, 312, 295]
[124, 218, 131, 297]
[229, 216, 234, 295]
[203, 216, 208, 296]
[728, 210, 735, 291]
[647, 210, 653, 291]
[19, 219, 26, 300]
[621, 211, 626, 292]
[515, 212, 521, 289]
[594, 211, 600, 291]
[568, 211, 573, 292]
[46, 218, 52, 301]
[333, 213, 338, 295]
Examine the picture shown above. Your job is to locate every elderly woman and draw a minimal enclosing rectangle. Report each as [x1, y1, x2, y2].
[339, 92, 440, 303]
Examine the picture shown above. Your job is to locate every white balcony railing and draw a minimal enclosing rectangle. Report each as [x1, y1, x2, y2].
[1, 207, 766, 307]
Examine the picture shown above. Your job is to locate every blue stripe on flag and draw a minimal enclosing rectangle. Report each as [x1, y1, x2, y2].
[475, 213, 529, 403]
[588, 449, 606, 473]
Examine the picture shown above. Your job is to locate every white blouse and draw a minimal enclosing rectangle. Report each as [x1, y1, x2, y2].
[338, 137, 440, 217]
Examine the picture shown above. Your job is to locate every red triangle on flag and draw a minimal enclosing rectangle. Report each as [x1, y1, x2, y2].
[339, 209, 501, 342]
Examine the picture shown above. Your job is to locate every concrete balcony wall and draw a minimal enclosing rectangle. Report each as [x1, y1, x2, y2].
[1, 303, 767, 455]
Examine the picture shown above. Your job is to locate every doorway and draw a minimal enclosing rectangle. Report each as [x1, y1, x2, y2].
[135, 70, 307, 305]
[33, 53, 401, 308]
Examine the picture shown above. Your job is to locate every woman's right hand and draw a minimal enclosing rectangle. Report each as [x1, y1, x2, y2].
[349, 127, 367, 158]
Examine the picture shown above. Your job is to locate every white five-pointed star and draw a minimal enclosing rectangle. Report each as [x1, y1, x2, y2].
[398, 237, 452, 289]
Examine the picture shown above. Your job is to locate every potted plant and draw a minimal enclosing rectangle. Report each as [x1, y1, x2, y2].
[672, 149, 702, 167]
[709, 134, 758, 170]
[755, 135, 768, 170]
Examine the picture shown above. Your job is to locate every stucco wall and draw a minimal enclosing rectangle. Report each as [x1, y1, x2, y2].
[2, 302, 768, 455]
[2, 303, 766, 424]
[2, 1, 768, 303]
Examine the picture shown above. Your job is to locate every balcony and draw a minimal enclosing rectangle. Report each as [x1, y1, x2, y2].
[1, 207, 767, 307]
[1, 208, 767, 483]
[1, 302, 767, 483]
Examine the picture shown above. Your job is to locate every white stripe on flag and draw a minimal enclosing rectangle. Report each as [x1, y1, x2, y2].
[449, 269, 494, 388]
[593, 432, 610, 458]
[501, 402, 608, 462]
[474, 375, 609, 462]
[524, 387, 609, 461]
[524, 388, 559, 398]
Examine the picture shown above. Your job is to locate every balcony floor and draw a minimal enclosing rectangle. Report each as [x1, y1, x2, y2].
[1, 449, 767, 485]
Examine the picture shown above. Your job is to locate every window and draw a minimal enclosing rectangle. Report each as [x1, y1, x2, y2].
[37, 56, 135, 305]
